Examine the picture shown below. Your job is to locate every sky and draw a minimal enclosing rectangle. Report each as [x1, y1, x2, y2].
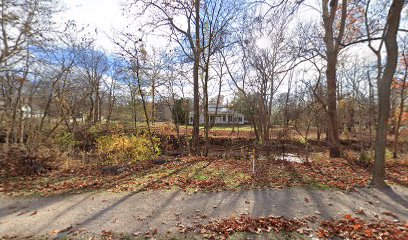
[53, 0, 338, 100]
[57, 0, 321, 49]
[55, 0, 406, 101]
[57, 0, 129, 51]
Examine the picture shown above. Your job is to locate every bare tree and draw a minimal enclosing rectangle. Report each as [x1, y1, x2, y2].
[77, 47, 110, 125]
[200, 0, 242, 155]
[130, 0, 202, 154]
[0, 0, 57, 150]
[143, 48, 164, 124]
[321, 0, 348, 157]
[392, 37, 408, 158]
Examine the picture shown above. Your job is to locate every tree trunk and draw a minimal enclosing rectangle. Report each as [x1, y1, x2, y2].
[131, 90, 138, 131]
[107, 82, 115, 125]
[367, 70, 375, 147]
[392, 56, 407, 158]
[192, 0, 201, 155]
[326, 55, 341, 157]
[372, 0, 404, 188]
[203, 46, 212, 156]
[203, 73, 209, 156]
[151, 77, 155, 124]
[95, 83, 100, 124]
[135, 59, 156, 155]
[322, 0, 347, 158]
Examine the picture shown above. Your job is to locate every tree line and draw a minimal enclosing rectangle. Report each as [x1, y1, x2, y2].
[1, 0, 407, 187]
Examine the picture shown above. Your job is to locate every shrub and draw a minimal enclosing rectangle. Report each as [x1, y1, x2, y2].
[357, 150, 373, 167]
[54, 132, 78, 151]
[95, 134, 160, 164]
[72, 123, 127, 151]
[385, 148, 393, 159]
[1, 146, 58, 176]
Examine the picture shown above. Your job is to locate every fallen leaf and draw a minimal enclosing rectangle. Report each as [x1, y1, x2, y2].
[353, 223, 363, 230]
[364, 229, 373, 237]
[382, 211, 398, 219]
[317, 229, 326, 238]
[48, 229, 59, 236]
[344, 214, 353, 220]
[16, 211, 27, 216]
[355, 209, 365, 215]
[152, 228, 158, 235]
[60, 225, 73, 233]
[132, 231, 141, 236]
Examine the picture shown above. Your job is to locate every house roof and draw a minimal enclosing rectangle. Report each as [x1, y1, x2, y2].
[189, 104, 243, 116]
[208, 106, 235, 114]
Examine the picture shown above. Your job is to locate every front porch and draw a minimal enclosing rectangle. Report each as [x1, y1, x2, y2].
[188, 113, 245, 125]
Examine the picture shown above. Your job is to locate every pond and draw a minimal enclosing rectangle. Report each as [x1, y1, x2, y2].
[275, 153, 305, 163]
[257, 153, 306, 163]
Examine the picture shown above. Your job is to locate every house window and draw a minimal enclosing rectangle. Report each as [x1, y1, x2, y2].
[190, 117, 193, 123]
[223, 115, 226, 122]
[238, 117, 242, 122]
[228, 116, 233, 122]
[210, 116, 215, 122]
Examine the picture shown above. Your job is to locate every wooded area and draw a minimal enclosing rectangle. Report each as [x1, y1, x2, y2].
[1, 0, 408, 239]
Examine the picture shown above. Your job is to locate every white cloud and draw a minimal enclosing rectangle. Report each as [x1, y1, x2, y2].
[57, 0, 129, 51]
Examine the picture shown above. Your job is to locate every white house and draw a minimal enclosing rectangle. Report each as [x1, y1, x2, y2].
[188, 103, 245, 125]
[21, 104, 45, 119]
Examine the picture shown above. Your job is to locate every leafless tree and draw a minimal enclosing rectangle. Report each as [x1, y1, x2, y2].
[371, 0, 405, 187]
[0, 0, 58, 151]
[129, 0, 202, 154]
[392, 36, 408, 158]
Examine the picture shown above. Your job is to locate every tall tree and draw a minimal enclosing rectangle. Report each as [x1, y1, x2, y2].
[372, 0, 405, 188]
[322, 0, 348, 157]
[0, 0, 57, 150]
[392, 37, 408, 158]
[193, 0, 201, 155]
[200, 0, 242, 155]
[130, 0, 202, 154]
[77, 48, 110, 125]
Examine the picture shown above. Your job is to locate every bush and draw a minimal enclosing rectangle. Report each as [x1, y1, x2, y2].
[1, 146, 58, 176]
[385, 148, 393, 159]
[357, 150, 373, 167]
[54, 132, 78, 151]
[95, 134, 160, 164]
[72, 123, 127, 151]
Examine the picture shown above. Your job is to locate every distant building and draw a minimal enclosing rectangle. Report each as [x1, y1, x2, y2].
[0, 102, 44, 119]
[156, 100, 173, 122]
[21, 104, 44, 119]
[21, 104, 32, 118]
[188, 103, 245, 125]
[69, 113, 85, 123]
